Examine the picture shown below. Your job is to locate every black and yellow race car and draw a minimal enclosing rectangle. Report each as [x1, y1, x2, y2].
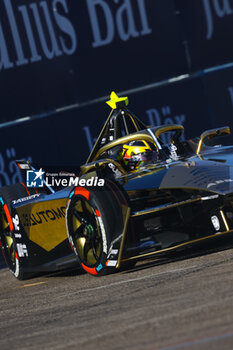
[1, 92, 233, 279]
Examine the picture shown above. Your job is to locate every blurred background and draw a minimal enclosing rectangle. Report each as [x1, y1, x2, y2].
[1, 0, 233, 185]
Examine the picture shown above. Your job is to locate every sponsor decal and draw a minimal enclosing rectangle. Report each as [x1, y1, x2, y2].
[106, 260, 117, 267]
[12, 214, 20, 231]
[21, 206, 66, 227]
[108, 163, 122, 178]
[207, 178, 233, 188]
[169, 144, 178, 160]
[0, 0, 151, 71]
[12, 194, 41, 205]
[68, 236, 76, 255]
[109, 249, 118, 256]
[0, 0, 77, 71]
[97, 216, 107, 254]
[16, 243, 28, 257]
[202, 0, 233, 40]
[66, 199, 76, 253]
[18, 163, 30, 170]
[107, 248, 118, 259]
[86, 0, 152, 48]
[201, 195, 219, 201]
[14, 257, 20, 277]
[96, 263, 103, 272]
[211, 215, 220, 231]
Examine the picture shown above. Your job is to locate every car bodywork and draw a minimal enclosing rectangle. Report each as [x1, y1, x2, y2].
[1, 91, 233, 278]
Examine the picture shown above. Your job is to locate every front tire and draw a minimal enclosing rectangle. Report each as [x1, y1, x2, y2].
[67, 184, 122, 276]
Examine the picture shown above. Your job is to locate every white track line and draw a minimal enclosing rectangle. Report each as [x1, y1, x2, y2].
[56, 265, 197, 299]
[158, 331, 233, 350]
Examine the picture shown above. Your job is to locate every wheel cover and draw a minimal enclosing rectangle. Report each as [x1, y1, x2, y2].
[70, 197, 103, 267]
[0, 207, 16, 271]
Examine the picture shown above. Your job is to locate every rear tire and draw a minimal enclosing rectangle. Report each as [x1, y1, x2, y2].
[0, 183, 39, 280]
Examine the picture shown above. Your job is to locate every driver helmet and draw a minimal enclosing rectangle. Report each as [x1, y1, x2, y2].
[120, 140, 156, 170]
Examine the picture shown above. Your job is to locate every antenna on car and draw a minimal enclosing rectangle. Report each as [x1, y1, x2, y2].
[86, 91, 146, 164]
[106, 91, 129, 109]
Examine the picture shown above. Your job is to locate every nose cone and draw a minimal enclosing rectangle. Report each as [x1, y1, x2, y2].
[123, 158, 233, 195]
[160, 160, 233, 194]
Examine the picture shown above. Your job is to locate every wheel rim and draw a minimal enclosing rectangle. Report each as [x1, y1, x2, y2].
[0, 207, 16, 271]
[69, 197, 103, 267]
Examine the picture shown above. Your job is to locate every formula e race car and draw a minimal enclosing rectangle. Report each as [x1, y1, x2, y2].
[1, 92, 233, 279]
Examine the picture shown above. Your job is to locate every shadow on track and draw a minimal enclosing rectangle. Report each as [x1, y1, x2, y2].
[120, 233, 233, 275]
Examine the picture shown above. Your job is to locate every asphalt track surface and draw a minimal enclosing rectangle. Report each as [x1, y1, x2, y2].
[1, 238, 233, 350]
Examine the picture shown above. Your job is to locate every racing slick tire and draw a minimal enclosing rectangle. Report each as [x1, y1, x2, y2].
[0, 183, 42, 280]
[66, 181, 127, 276]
